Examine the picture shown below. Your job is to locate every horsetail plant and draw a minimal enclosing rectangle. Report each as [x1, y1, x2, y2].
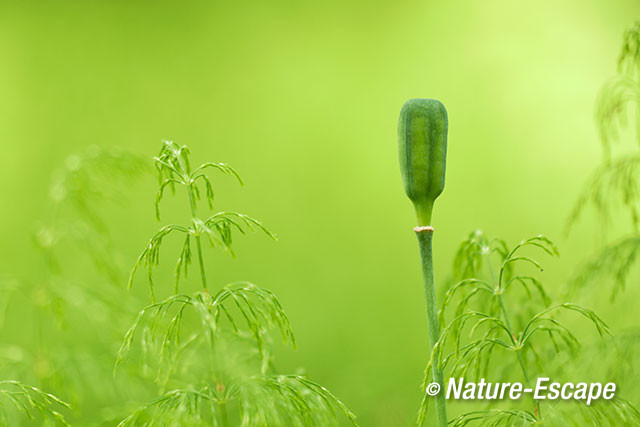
[568, 19, 640, 300]
[419, 229, 640, 425]
[398, 98, 449, 427]
[129, 141, 274, 300]
[0, 147, 150, 425]
[561, 19, 640, 421]
[118, 141, 357, 426]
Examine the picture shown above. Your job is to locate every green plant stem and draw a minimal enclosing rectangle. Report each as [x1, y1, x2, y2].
[219, 401, 230, 427]
[195, 237, 208, 290]
[497, 295, 541, 417]
[174, 150, 209, 291]
[488, 258, 540, 418]
[186, 184, 227, 424]
[497, 297, 529, 381]
[414, 201, 434, 228]
[188, 188, 208, 290]
[415, 228, 448, 427]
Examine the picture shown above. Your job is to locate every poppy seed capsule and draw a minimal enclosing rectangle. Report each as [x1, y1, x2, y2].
[398, 98, 448, 226]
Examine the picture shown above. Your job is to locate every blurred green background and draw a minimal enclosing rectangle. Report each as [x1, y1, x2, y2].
[1, 1, 639, 425]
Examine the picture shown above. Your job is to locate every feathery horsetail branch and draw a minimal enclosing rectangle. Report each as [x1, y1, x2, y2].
[0, 380, 71, 425]
[426, 230, 625, 424]
[118, 141, 357, 425]
[128, 141, 275, 301]
[398, 98, 448, 426]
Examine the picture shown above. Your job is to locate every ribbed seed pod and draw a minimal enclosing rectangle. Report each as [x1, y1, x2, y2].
[398, 98, 448, 225]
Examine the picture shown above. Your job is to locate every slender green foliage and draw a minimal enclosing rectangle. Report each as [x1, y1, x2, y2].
[118, 376, 357, 427]
[596, 20, 640, 158]
[419, 232, 616, 425]
[129, 141, 275, 300]
[0, 146, 149, 425]
[448, 409, 537, 426]
[115, 283, 296, 379]
[42, 146, 148, 283]
[569, 19, 640, 299]
[561, 21, 640, 425]
[0, 380, 70, 426]
[118, 141, 356, 426]
[569, 234, 640, 299]
[49, 145, 148, 232]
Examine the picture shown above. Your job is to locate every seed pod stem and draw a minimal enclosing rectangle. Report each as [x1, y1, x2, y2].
[398, 98, 448, 426]
[415, 227, 447, 427]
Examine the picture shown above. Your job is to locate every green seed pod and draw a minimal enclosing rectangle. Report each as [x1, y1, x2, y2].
[398, 98, 448, 226]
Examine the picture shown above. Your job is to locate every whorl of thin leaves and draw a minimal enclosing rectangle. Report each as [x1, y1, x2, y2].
[577, 397, 640, 426]
[441, 235, 557, 327]
[129, 214, 275, 300]
[48, 146, 148, 231]
[520, 303, 610, 350]
[117, 387, 222, 427]
[595, 20, 640, 157]
[419, 233, 608, 426]
[154, 140, 243, 220]
[541, 397, 640, 426]
[0, 380, 70, 426]
[425, 311, 512, 385]
[540, 331, 640, 424]
[568, 20, 640, 303]
[120, 142, 356, 425]
[24, 272, 139, 331]
[447, 409, 537, 427]
[116, 283, 295, 379]
[568, 154, 640, 230]
[596, 79, 640, 157]
[428, 302, 608, 392]
[119, 376, 357, 427]
[451, 230, 509, 280]
[129, 141, 276, 301]
[42, 147, 147, 285]
[618, 20, 640, 77]
[238, 375, 358, 426]
[569, 235, 640, 300]
[598, 330, 640, 379]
